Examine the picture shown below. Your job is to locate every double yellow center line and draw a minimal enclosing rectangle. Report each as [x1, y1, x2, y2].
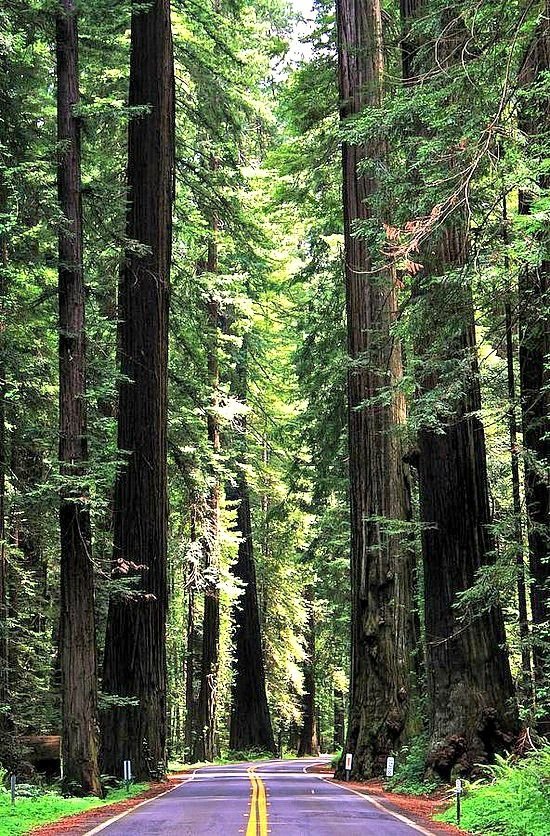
[246, 766, 268, 836]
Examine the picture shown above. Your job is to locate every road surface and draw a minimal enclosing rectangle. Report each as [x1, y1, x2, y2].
[87, 758, 434, 835]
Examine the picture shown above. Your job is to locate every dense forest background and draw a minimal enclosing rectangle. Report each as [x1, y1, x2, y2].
[0, 0, 548, 801]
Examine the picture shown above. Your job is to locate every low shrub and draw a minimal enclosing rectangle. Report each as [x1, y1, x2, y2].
[436, 747, 550, 836]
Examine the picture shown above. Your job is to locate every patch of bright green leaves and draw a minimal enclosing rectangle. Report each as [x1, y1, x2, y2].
[437, 748, 550, 835]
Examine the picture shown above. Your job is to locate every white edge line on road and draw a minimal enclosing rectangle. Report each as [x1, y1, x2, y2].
[318, 776, 435, 836]
[84, 773, 195, 835]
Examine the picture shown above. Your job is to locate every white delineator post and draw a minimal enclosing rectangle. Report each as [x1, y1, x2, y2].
[345, 753, 353, 782]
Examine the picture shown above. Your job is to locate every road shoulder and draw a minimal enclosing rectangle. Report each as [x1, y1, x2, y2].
[322, 777, 472, 836]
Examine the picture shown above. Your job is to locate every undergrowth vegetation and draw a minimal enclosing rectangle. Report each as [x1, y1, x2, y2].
[0, 776, 148, 836]
[384, 735, 442, 796]
[437, 747, 550, 836]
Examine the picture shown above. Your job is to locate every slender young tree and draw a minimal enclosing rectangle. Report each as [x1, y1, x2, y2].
[502, 194, 533, 700]
[56, 0, 101, 796]
[184, 501, 198, 761]
[194, 236, 222, 763]
[336, 0, 413, 778]
[400, 0, 517, 776]
[518, 1, 550, 727]
[101, 0, 175, 778]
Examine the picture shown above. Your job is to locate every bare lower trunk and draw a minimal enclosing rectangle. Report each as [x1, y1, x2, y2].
[228, 475, 276, 754]
[194, 242, 221, 763]
[297, 592, 320, 757]
[336, 0, 412, 778]
[0, 201, 7, 710]
[56, 0, 101, 796]
[229, 343, 275, 755]
[101, 0, 174, 779]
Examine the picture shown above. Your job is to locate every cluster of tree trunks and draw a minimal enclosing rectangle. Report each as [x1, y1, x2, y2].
[335, 0, 523, 779]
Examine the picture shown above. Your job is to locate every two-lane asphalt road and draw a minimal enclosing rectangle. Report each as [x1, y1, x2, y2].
[86, 758, 434, 835]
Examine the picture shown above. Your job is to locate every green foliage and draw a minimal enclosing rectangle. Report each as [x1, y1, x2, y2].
[0, 783, 148, 836]
[437, 749, 550, 835]
[384, 736, 442, 797]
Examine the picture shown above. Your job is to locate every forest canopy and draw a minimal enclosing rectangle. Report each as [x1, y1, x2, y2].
[0, 0, 548, 807]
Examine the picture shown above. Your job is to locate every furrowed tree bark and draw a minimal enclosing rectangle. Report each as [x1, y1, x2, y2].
[228, 472, 276, 754]
[400, 0, 518, 777]
[228, 346, 276, 754]
[0, 197, 7, 711]
[336, 0, 412, 778]
[194, 238, 221, 763]
[56, 0, 101, 796]
[297, 589, 320, 757]
[518, 0, 550, 731]
[101, 0, 174, 779]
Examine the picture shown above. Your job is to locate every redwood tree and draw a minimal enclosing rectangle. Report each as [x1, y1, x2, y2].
[400, 0, 518, 776]
[297, 589, 320, 757]
[518, 1, 550, 728]
[101, 0, 175, 778]
[336, 0, 413, 778]
[56, 0, 101, 796]
[228, 472, 276, 754]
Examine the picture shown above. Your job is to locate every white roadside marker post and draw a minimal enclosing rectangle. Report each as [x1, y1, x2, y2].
[386, 756, 395, 778]
[455, 778, 462, 826]
[345, 753, 353, 782]
[10, 775, 16, 806]
[123, 760, 132, 794]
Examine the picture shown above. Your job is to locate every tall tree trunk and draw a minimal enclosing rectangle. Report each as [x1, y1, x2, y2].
[184, 501, 198, 761]
[228, 341, 275, 755]
[503, 195, 533, 700]
[336, 0, 412, 778]
[56, 0, 101, 796]
[297, 590, 320, 757]
[194, 239, 221, 763]
[0, 197, 7, 710]
[518, 1, 550, 731]
[184, 585, 196, 760]
[400, 0, 517, 778]
[0, 191, 13, 772]
[333, 689, 345, 752]
[101, 0, 174, 779]
[228, 480, 276, 753]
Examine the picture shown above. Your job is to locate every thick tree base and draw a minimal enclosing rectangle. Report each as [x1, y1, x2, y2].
[426, 709, 519, 780]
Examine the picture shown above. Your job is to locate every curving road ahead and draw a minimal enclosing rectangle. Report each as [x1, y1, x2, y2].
[86, 758, 435, 835]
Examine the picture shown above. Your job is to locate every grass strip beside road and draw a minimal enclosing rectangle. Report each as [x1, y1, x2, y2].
[0, 784, 149, 836]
